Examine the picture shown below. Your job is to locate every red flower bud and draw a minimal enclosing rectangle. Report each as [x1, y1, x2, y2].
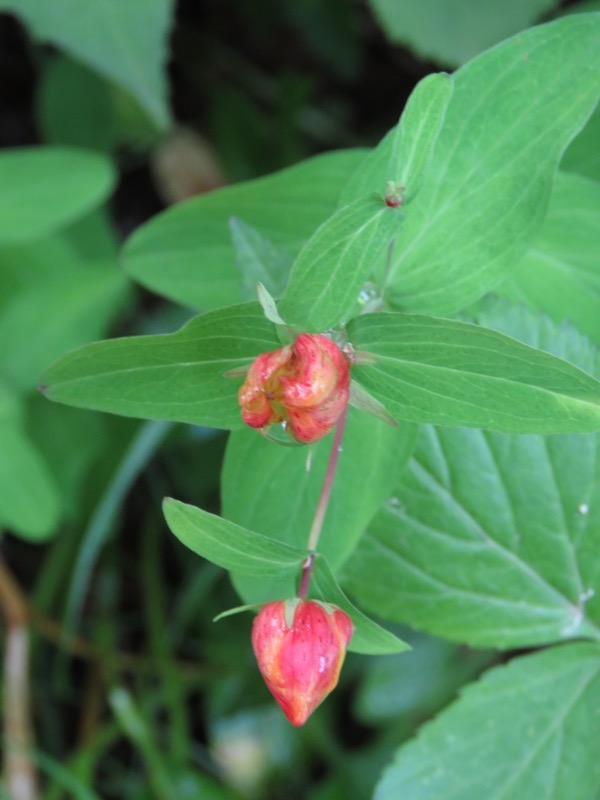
[251, 598, 353, 726]
[238, 334, 350, 443]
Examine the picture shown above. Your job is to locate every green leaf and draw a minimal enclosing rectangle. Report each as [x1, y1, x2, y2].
[2, 0, 174, 129]
[0, 147, 115, 243]
[369, 0, 561, 66]
[40, 302, 280, 428]
[384, 14, 600, 315]
[376, 643, 600, 800]
[343, 307, 600, 648]
[0, 263, 129, 392]
[279, 196, 402, 331]
[500, 172, 600, 346]
[344, 73, 453, 203]
[163, 498, 407, 655]
[343, 423, 600, 648]
[163, 497, 307, 576]
[562, 102, 600, 183]
[37, 55, 116, 152]
[347, 311, 600, 434]
[310, 557, 409, 655]
[0, 388, 60, 540]
[121, 149, 368, 310]
[223, 409, 416, 602]
[229, 217, 293, 301]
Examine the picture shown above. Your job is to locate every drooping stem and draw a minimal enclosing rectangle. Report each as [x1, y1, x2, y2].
[298, 405, 349, 599]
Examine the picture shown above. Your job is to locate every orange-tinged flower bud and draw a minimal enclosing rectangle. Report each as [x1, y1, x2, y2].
[238, 334, 350, 443]
[251, 598, 353, 726]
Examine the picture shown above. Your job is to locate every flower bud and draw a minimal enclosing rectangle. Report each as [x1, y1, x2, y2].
[238, 334, 350, 443]
[251, 598, 353, 726]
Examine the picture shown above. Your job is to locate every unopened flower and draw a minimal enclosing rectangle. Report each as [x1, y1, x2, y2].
[238, 334, 350, 443]
[251, 598, 353, 726]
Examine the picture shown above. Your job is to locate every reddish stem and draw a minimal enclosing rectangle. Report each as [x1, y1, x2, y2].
[298, 405, 349, 599]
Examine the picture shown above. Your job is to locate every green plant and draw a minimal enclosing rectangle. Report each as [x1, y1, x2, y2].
[1, 4, 600, 798]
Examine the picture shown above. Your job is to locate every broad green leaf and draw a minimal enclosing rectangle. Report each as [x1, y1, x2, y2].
[1, 0, 174, 129]
[0, 147, 115, 243]
[343, 308, 600, 647]
[344, 73, 453, 203]
[122, 149, 368, 310]
[0, 389, 60, 540]
[279, 196, 402, 331]
[500, 172, 600, 347]
[347, 311, 600, 434]
[384, 14, 600, 314]
[343, 424, 600, 647]
[376, 643, 600, 800]
[310, 557, 409, 655]
[0, 263, 129, 392]
[562, 102, 600, 182]
[223, 409, 416, 602]
[229, 217, 293, 301]
[369, 0, 561, 66]
[41, 303, 279, 428]
[163, 498, 307, 576]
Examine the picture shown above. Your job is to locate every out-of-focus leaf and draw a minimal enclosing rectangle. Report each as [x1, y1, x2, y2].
[2, 0, 174, 129]
[0, 385, 60, 540]
[369, 0, 561, 66]
[562, 103, 600, 183]
[0, 147, 115, 243]
[37, 55, 116, 152]
[0, 263, 129, 392]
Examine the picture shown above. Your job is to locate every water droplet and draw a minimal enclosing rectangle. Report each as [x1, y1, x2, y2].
[577, 503, 590, 515]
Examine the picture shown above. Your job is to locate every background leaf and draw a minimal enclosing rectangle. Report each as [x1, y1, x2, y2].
[369, 0, 561, 66]
[0, 147, 115, 243]
[1, 0, 174, 129]
[375, 643, 600, 800]
[348, 311, 600, 435]
[122, 149, 368, 311]
[342, 307, 600, 648]
[0, 263, 129, 392]
[383, 14, 600, 314]
[41, 303, 280, 429]
[0, 387, 59, 540]
[37, 55, 117, 152]
[500, 171, 600, 347]
[279, 196, 401, 331]
[223, 409, 416, 602]
[561, 102, 600, 183]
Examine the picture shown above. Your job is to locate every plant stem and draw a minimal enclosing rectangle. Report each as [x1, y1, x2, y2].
[298, 406, 349, 599]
